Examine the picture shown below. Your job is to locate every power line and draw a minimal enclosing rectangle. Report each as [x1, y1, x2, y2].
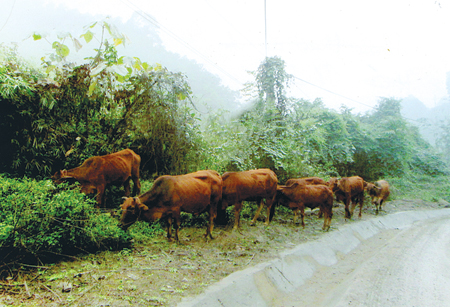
[292, 75, 375, 110]
[292, 75, 423, 123]
[119, 0, 245, 87]
[0, 0, 16, 33]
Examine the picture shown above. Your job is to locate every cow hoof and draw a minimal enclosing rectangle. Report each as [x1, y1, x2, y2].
[204, 234, 215, 240]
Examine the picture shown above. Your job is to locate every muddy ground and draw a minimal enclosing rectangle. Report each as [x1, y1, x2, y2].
[1, 198, 449, 307]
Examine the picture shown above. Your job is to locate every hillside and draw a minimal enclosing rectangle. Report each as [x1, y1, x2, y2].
[401, 95, 450, 146]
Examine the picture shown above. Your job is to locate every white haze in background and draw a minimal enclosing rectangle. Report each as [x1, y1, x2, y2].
[2, 0, 450, 113]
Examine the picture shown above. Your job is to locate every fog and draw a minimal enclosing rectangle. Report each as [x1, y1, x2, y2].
[1, 0, 450, 145]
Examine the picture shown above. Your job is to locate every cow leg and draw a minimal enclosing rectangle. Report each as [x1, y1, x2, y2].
[132, 176, 141, 196]
[321, 207, 329, 230]
[264, 197, 276, 226]
[233, 202, 242, 230]
[205, 207, 215, 240]
[293, 208, 299, 224]
[357, 196, 364, 218]
[344, 198, 351, 219]
[173, 215, 181, 242]
[96, 184, 106, 208]
[123, 178, 131, 197]
[167, 216, 173, 240]
[322, 204, 333, 231]
[250, 198, 264, 226]
[300, 206, 306, 229]
[374, 199, 380, 215]
[268, 196, 276, 223]
[350, 199, 357, 218]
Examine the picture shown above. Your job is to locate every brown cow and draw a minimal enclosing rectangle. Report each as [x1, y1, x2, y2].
[366, 180, 390, 214]
[285, 177, 328, 218]
[329, 176, 366, 219]
[277, 183, 333, 231]
[52, 149, 141, 207]
[219, 169, 278, 230]
[119, 170, 222, 241]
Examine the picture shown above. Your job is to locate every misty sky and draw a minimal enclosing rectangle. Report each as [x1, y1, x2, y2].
[1, 0, 450, 113]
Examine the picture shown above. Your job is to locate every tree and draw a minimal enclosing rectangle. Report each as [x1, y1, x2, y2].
[249, 56, 292, 116]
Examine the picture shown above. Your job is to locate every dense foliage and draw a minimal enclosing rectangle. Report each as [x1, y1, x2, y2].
[0, 21, 201, 178]
[0, 175, 130, 267]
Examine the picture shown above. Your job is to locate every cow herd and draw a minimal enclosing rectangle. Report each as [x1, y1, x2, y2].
[52, 149, 391, 242]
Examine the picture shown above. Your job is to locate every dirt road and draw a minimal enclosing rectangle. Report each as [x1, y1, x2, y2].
[276, 215, 450, 306]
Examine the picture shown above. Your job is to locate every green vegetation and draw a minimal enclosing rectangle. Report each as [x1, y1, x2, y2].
[0, 175, 130, 267]
[0, 20, 449, 272]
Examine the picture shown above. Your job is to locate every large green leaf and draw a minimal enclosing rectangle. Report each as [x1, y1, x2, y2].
[52, 42, 70, 58]
[80, 30, 94, 43]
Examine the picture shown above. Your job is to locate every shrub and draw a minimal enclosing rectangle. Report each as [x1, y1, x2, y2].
[0, 174, 130, 267]
[386, 174, 450, 202]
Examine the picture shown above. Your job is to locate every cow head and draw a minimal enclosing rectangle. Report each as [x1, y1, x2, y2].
[276, 184, 296, 205]
[119, 197, 149, 230]
[52, 169, 67, 181]
[366, 182, 381, 196]
[79, 183, 97, 196]
[52, 170, 77, 185]
[328, 177, 339, 192]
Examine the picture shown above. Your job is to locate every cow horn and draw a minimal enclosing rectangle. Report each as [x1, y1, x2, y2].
[122, 196, 128, 200]
[133, 197, 142, 204]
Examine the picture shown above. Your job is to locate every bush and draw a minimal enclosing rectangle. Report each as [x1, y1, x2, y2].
[386, 174, 450, 202]
[0, 174, 130, 267]
[127, 221, 165, 244]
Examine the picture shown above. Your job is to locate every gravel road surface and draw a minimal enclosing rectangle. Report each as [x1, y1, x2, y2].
[277, 215, 450, 306]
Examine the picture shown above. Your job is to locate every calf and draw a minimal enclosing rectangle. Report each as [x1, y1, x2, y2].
[219, 169, 278, 230]
[119, 170, 222, 241]
[285, 177, 327, 217]
[52, 149, 141, 207]
[366, 180, 390, 214]
[277, 183, 333, 231]
[329, 176, 366, 219]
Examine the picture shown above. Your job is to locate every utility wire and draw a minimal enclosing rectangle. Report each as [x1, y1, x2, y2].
[293, 75, 375, 110]
[292, 75, 423, 123]
[0, 0, 16, 33]
[119, 0, 245, 87]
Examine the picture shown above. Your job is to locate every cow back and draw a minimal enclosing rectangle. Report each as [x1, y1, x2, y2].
[222, 169, 277, 203]
[140, 170, 221, 217]
[286, 177, 326, 187]
[279, 183, 332, 205]
[375, 180, 390, 199]
[337, 176, 365, 195]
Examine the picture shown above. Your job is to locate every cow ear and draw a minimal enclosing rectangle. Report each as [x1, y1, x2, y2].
[61, 170, 73, 179]
[138, 203, 149, 212]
